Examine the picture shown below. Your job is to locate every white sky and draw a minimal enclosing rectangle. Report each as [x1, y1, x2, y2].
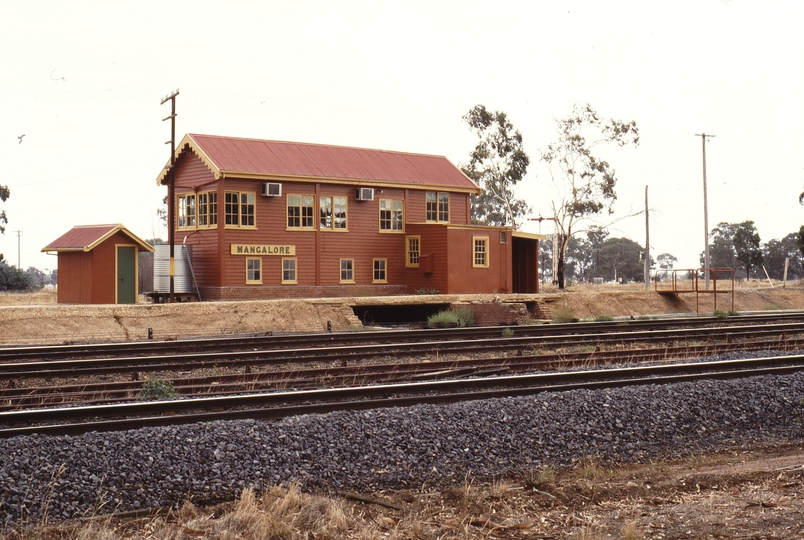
[1, 0, 802, 272]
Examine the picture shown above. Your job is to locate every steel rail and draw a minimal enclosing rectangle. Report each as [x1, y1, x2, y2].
[3, 311, 804, 362]
[3, 321, 804, 380]
[2, 353, 803, 438]
[1, 333, 800, 411]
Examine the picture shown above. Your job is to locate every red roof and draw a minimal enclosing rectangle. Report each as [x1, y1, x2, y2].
[42, 224, 154, 253]
[157, 134, 479, 193]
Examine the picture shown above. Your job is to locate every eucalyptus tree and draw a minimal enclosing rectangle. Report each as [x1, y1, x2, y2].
[732, 220, 763, 280]
[598, 237, 646, 283]
[541, 103, 639, 288]
[0, 183, 9, 235]
[657, 253, 678, 271]
[701, 222, 738, 270]
[462, 105, 530, 228]
[763, 232, 802, 280]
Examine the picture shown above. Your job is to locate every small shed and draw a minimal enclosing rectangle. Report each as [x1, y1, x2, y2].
[42, 224, 154, 304]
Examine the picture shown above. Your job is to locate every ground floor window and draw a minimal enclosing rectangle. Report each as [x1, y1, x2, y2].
[473, 236, 489, 268]
[340, 259, 354, 283]
[406, 236, 420, 267]
[373, 259, 387, 283]
[246, 258, 262, 284]
[282, 258, 297, 284]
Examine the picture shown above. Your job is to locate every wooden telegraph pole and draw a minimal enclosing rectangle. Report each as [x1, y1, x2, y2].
[695, 133, 715, 289]
[161, 90, 179, 303]
[644, 186, 650, 289]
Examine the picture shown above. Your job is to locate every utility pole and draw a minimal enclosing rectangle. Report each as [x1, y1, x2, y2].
[14, 230, 21, 268]
[644, 186, 650, 289]
[161, 89, 179, 303]
[528, 216, 556, 283]
[695, 133, 715, 289]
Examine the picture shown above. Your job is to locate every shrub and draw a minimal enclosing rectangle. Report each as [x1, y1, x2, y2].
[551, 307, 577, 323]
[595, 314, 614, 321]
[137, 376, 178, 401]
[416, 287, 439, 295]
[427, 308, 475, 328]
[0, 257, 38, 291]
[713, 309, 739, 320]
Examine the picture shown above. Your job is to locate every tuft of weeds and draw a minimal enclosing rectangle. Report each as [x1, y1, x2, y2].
[594, 314, 614, 321]
[214, 484, 350, 539]
[686, 451, 704, 467]
[713, 309, 739, 319]
[501, 327, 514, 337]
[524, 465, 557, 486]
[415, 287, 439, 295]
[136, 376, 178, 401]
[427, 308, 475, 328]
[623, 520, 643, 540]
[552, 307, 577, 323]
[762, 302, 781, 311]
[576, 456, 604, 480]
[489, 478, 519, 499]
[574, 525, 609, 540]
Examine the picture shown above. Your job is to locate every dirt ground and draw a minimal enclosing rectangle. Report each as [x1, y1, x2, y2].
[2, 285, 804, 538]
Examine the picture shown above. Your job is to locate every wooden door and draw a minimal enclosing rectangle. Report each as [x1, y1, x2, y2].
[116, 246, 137, 304]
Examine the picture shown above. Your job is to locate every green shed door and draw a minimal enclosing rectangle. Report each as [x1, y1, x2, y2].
[116, 246, 137, 304]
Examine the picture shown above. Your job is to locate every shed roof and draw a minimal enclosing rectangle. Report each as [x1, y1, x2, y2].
[42, 224, 155, 253]
[156, 134, 480, 193]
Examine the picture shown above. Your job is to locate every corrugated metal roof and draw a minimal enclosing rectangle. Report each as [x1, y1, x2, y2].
[42, 224, 154, 253]
[157, 134, 480, 193]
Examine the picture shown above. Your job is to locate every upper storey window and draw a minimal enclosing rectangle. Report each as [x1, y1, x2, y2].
[177, 194, 196, 229]
[224, 192, 256, 228]
[320, 196, 348, 230]
[177, 191, 219, 230]
[287, 194, 315, 229]
[426, 191, 449, 223]
[197, 192, 217, 227]
[379, 199, 404, 232]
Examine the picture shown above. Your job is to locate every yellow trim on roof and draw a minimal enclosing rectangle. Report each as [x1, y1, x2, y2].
[41, 225, 155, 254]
[157, 134, 222, 185]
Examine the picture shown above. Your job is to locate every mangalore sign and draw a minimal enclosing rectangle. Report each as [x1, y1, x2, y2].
[230, 244, 296, 256]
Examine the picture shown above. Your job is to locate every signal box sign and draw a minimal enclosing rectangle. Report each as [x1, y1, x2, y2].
[231, 244, 296, 256]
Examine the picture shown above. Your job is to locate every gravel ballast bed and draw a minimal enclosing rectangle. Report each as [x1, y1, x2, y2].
[1, 370, 803, 527]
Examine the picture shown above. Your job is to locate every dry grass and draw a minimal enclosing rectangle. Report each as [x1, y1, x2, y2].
[0, 289, 57, 305]
[3, 483, 355, 540]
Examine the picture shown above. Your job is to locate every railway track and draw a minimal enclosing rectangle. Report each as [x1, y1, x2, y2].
[3, 318, 804, 380]
[2, 352, 802, 438]
[2, 311, 804, 363]
[2, 333, 802, 411]
[3, 312, 804, 438]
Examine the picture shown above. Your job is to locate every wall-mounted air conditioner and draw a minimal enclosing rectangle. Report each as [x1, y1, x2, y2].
[355, 187, 374, 201]
[262, 182, 282, 197]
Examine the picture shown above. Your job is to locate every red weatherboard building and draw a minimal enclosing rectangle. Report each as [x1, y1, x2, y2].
[157, 134, 542, 301]
[42, 224, 154, 304]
